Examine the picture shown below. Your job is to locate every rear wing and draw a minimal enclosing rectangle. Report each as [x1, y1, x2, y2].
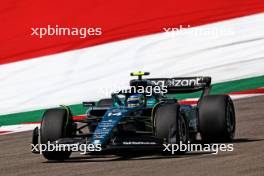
[147, 77, 212, 94]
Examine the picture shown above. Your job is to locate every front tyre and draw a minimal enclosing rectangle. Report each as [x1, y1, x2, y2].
[40, 108, 73, 160]
[154, 103, 189, 154]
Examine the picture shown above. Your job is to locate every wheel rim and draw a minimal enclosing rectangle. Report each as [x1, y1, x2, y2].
[178, 115, 187, 142]
[226, 102, 235, 138]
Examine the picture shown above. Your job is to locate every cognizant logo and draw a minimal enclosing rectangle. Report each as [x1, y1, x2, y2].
[167, 78, 202, 87]
[150, 78, 203, 87]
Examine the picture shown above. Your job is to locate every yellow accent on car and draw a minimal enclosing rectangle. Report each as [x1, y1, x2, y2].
[130, 71, 149, 76]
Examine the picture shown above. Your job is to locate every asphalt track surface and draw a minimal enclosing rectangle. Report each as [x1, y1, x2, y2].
[0, 96, 263, 176]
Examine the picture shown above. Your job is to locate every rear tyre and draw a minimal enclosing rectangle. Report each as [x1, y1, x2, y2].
[40, 108, 73, 160]
[154, 103, 189, 154]
[199, 95, 236, 142]
[32, 127, 39, 153]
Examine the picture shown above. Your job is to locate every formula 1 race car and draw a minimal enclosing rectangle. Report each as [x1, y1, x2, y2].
[32, 71, 236, 160]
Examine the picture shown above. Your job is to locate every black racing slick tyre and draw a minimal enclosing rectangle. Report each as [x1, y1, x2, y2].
[31, 127, 39, 154]
[40, 108, 72, 160]
[154, 103, 189, 154]
[199, 95, 236, 142]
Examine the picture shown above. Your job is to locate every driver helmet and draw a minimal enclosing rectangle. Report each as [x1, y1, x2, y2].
[127, 94, 145, 108]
